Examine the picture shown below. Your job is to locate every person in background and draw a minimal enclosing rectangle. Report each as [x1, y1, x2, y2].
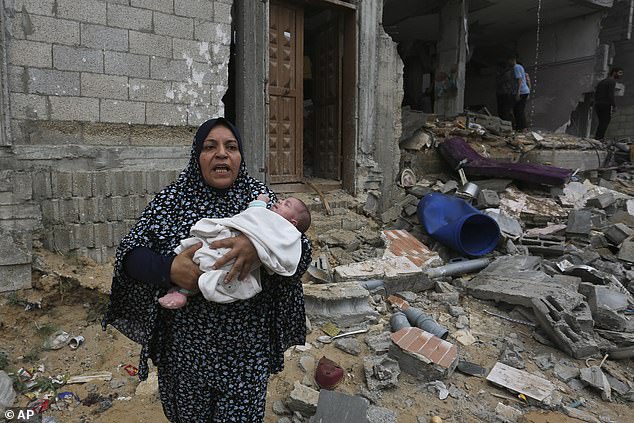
[495, 60, 516, 124]
[594, 67, 624, 140]
[510, 55, 531, 131]
[102, 117, 312, 422]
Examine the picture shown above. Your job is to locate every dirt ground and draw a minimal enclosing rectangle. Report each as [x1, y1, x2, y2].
[1, 238, 634, 422]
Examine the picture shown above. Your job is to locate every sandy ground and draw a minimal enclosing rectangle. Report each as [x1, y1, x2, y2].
[1, 247, 633, 423]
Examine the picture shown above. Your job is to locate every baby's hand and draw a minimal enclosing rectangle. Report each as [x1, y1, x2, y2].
[257, 194, 270, 203]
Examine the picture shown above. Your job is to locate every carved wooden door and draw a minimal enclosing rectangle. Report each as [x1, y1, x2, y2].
[312, 16, 342, 180]
[268, 1, 303, 183]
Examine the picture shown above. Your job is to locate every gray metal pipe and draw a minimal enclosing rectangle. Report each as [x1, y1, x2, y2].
[425, 257, 491, 279]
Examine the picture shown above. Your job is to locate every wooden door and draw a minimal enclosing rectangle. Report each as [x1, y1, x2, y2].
[268, 1, 303, 183]
[312, 16, 342, 180]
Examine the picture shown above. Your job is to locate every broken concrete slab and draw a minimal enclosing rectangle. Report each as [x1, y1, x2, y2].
[303, 282, 379, 327]
[309, 390, 369, 423]
[364, 331, 393, 355]
[287, 381, 320, 416]
[618, 237, 634, 263]
[486, 362, 556, 402]
[389, 327, 458, 381]
[579, 283, 634, 332]
[363, 355, 400, 391]
[586, 192, 616, 209]
[531, 296, 599, 359]
[579, 366, 612, 402]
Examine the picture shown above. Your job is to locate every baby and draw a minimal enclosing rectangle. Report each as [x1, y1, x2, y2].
[159, 194, 311, 309]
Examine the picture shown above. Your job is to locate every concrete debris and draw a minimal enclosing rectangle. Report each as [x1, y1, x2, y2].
[363, 355, 400, 391]
[579, 366, 612, 402]
[309, 390, 369, 423]
[303, 282, 378, 327]
[287, 381, 320, 417]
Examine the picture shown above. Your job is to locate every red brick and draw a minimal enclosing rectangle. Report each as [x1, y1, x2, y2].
[386, 295, 410, 310]
[391, 327, 457, 369]
[383, 229, 436, 267]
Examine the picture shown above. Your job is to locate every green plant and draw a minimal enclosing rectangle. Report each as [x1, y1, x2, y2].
[22, 347, 40, 364]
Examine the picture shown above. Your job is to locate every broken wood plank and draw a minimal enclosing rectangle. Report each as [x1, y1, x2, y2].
[306, 180, 333, 216]
[486, 362, 555, 402]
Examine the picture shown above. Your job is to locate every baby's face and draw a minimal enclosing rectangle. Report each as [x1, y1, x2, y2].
[271, 198, 302, 223]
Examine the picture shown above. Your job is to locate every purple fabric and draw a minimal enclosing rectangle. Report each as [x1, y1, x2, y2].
[439, 137, 572, 186]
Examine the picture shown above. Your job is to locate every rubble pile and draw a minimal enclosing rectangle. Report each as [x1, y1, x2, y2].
[285, 115, 634, 422]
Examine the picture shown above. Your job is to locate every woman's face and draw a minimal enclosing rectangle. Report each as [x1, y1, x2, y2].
[198, 124, 242, 189]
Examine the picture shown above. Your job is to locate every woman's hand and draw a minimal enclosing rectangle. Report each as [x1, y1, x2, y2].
[210, 233, 260, 282]
[170, 242, 203, 291]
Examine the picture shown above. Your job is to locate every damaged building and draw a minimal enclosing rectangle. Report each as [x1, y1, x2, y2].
[0, 0, 633, 292]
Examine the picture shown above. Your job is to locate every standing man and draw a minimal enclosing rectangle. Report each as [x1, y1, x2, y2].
[510, 55, 531, 131]
[495, 60, 515, 123]
[594, 67, 624, 140]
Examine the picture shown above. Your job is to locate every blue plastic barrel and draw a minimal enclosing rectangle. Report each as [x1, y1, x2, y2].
[417, 192, 500, 257]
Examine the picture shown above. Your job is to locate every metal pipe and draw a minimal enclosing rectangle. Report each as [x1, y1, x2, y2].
[425, 257, 491, 279]
[390, 311, 411, 332]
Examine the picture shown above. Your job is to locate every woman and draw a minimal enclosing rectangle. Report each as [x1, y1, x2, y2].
[102, 118, 312, 422]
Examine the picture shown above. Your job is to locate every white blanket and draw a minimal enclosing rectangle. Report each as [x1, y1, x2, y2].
[175, 207, 302, 303]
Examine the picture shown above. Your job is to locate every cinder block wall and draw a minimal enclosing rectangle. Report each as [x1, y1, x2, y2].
[1, 0, 232, 289]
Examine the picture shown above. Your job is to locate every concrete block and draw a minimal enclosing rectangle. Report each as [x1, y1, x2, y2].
[81, 73, 128, 100]
[579, 283, 632, 332]
[27, 68, 80, 96]
[51, 172, 73, 199]
[146, 103, 188, 126]
[145, 171, 162, 194]
[604, 223, 633, 245]
[50, 96, 99, 122]
[154, 12, 194, 39]
[194, 19, 215, 41]
[8, 66, 26, 93]
[130, 31, 172, 58]
[531, 296, 599, 359]
[150, 57, 189, 81]
[363, 355, 400, 390]
[129, 78, 172, 103]
[105, 51, 150, 78]
[32, 170, 52, 200]
[173, 39, 212, 62]
[109, 172, 127, 196]
[93, 222, 114, 248]
[566, 210, 593, 238]
[0, 264, 32, 292]
[41, 199, 60, 224]
[80, 23, 128, 51]
[27, 14, 79, 45]
[70, 223, 95, 248]
[125, 171, 146, 195]
[71, 171, 93, 197]
[303, 282, 379, 327]
[10, 0, 56, 16]
[131, 0, 173, 13]
[78, 197, 100, 222]
[8, 39, 52, 68]
[60, 198, 80, 222]
[92, 172, 111, 197]
[586, 193, 616, 209]
[214, 1, 232, 24]
[0, 229, 32, 265]
[0, 204, 39, 220]
[618, 237, 634, 263]
[53, 45, 103, 73]
[100, 100, 145, 124]
[389, 327, 458, 381]
[311, 390, 369, 423]
[10, 93, 47, 120]
[107, 3, 152, 31]
[13, 172, 33, 201]
[53, 225, 73, 252]
[57, 0, 106, 24]
[107, 196, 125, 221]
[477, 189, 500, 208]
[175, 0, 214, 18]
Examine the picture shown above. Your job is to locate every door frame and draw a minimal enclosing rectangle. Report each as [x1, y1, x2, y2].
[235, 0, 357, 193]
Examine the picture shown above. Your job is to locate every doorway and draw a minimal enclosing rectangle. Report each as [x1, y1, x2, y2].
[267, 0, 356, 190]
